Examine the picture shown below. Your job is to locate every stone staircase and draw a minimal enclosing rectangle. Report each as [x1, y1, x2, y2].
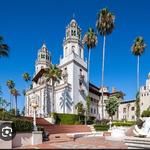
[44, 125, 91, 134]
[124, 136, 150, 149]
[19, 117, 91, 136]
[88, 125, 96, 133]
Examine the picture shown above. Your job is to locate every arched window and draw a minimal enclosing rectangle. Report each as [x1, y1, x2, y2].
[65, 47, 68, 56]
[41, 54, 45, 59]
[72, 46, 75, 53]
[74, 30, 76, 36]
[71, 30, 74, 36]
[46, 55, 49, 60]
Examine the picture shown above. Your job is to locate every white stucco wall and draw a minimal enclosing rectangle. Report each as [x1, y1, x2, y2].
[140, 78, 150, 115]
[118, 101, 136, 121]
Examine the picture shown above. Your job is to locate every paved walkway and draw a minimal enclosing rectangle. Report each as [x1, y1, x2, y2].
[16, 136, 127, 149]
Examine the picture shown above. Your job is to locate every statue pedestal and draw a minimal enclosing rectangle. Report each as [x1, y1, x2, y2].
[106, 126, 126, 141]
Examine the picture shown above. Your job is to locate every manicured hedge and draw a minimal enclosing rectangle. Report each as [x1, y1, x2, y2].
[112, 121, 135, 127]
[54, 113, 95, 125]
[141, 110, 150, 117]
[55, 113, 79, 125]
[12, 118, 32, 132]
[94, 124, 109, 131]
[0, 111, 43, 132]
[0, 111, 15, 120]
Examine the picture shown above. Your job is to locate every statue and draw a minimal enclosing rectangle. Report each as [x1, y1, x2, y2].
[106, 125, 126, 141]
[133, 117, 150, 137]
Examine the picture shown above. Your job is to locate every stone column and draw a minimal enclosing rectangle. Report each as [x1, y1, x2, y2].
[32, 131, 43, 145]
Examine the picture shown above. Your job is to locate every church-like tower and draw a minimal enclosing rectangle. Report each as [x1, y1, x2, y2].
[59, 19, 88, 113]
[63, 19, 84, 59]
[35, 43, 51, 74]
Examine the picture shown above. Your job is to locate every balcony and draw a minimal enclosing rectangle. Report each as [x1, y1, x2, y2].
[79, 87, 85, 94]
[79, 74, 85, 84]
[62, 71, 68, 78]
[62, 72, 68, 83]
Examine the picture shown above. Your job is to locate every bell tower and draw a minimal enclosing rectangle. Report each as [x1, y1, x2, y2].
[63, 19, 84, 59]
[35, 43, 51, 74]
[59, 19, 88, 114]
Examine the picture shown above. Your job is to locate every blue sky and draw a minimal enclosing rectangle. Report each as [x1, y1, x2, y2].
[0, 0, 150, 112]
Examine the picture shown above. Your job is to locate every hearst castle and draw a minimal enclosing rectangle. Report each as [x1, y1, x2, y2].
[25, 19, 150, 121]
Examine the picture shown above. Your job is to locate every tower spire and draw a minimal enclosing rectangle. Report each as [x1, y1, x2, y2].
[73, 13, 75, 19]
[35, 43, 51, 74]
[42, 41, 46, 48]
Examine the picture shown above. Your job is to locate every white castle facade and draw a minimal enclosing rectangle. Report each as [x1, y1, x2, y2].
[25, 19, 150, 121]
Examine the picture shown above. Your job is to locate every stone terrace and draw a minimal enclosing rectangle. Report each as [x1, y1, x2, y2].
[16, 136, 127, 149]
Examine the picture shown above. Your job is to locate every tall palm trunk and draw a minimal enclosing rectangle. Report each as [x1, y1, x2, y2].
[9, 93, 11, 110]
[101, 35, 106, 120]
[52, 80, 55, 112]
[87, 48, 91, 93]
[137, 55, 140, 91]
[85, 48, 91, 125]
[15, 96, 17, 116]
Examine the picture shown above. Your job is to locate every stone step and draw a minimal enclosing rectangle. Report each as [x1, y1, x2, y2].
[125, 143, 150, 149]
[125, 140, 150, 145]
[124, 136, 150, 142]
[49, 134, 73, 143]
[128, 146, 144, 149]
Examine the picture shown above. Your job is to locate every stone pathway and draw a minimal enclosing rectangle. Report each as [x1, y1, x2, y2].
[16, 136, 127, 149]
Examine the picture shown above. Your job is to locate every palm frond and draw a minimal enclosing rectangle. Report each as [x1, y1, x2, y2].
[131, 36, 146, 56]
[96, 8, 115, 36]
[0, 36, 9, 57]
[83, 28, 98, 50]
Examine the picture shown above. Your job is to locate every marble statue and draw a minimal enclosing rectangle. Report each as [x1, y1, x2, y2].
[106, 125, 126, 141]
[133, 117, 150, 137]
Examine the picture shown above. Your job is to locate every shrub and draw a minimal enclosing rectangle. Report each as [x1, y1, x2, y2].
[50, 112, 57, 119]
[141, 110, 150, 117]
[55, 113, 79, 125]
[112, 121, 135, 127]
[0, 111, 15, 120]
[74, 121, 80, 125]
[12, 118, 32, 132]
[37, 126, 44, 131]
[54, 113, 95, 125]
[94, 124, 109, 131]
[99, 119, 109, 125]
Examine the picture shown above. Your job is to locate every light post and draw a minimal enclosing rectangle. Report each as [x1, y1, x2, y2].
[109, 116, 112, 130]
[31, 100, 38, 131]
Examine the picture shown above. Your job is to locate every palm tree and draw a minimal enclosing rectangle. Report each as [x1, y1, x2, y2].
[83, 28, 98, 93]
[6, 80, 15, 109]
[44, 64, 62, 112]
[11, 88, 20, 116]
[0, 36, 9, 57]
[131, 36, 146, 91]
[22, 72, 31, 96]
[22, 72, 31, 82]
[96, 8, 115, 119]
